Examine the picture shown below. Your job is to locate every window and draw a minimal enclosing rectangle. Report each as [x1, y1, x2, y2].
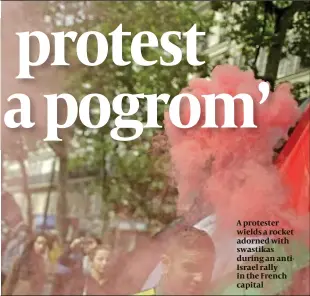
[233, 53, 246, 67]
[293, 57, 301, 73]
[239, 56, 246, 68]
[27, 160, 42, 176]
[257, 49, 267, 76]
[218, 25, 227, 43]
[277, 59, 287, 78]
[4, 162, 21, 178]
[277, 56, 298, 78]
[299, 58, 309, 70]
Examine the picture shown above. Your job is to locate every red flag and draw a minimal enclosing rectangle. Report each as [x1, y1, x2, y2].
[276, 106, 310, 215]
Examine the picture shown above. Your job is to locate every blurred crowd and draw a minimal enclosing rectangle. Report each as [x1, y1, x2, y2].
[1, 226, 113, 295]
[1, 223, 217, 295]
[1, 221, 308, 295]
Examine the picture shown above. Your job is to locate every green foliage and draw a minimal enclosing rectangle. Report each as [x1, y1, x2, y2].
[213, 1, 310, 84]
[289, 7, 310, 68]
[47, 1, 214, 228]
[292, 82, 309, 101]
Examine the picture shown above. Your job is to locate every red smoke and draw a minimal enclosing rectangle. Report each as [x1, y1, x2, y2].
[164, 65, 303, 234]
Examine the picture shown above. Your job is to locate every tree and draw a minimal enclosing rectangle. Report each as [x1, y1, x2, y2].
[2, 1, 73, 239]
[212, 0, 310, 90]
[2, 135, 34, 229]
[36, 0, 101, 240]
[53, 1, 215, 232]
[1, 1, 51, 230]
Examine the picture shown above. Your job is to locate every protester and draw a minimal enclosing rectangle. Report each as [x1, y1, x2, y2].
[48, 230, 63, 265]
[83, 244, 112, 295]
[82, 235, 102, 275]
[58, 236, 85, 269]
[136, 226, 216, 295]
[63, 244, 112, 295]
[53, 237, 85, 295]
[2, 232, 50, 295]
[2, 224, 29, 279]
[57, 234, 101, 273]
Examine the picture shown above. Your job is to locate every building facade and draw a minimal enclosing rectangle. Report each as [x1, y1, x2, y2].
[197, 2, 310, 100]
[2, 146, 103, 236]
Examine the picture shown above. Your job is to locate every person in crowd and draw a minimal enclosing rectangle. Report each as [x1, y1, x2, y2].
[64, 244, 112, 295]
[58, 236, 85, 269]
[82, 235, 102, 275]
[2, 224, 29, 279]
[48, 230, 63, 265]
[53, 234, 101, 294]
[44, 231, 63, 295]
[2, 232, 50, 295]
[53, 237, 85, 295]
[57, 234, 101, 272]
[82, 244, 112, 295]
[136, 226, 216, 295]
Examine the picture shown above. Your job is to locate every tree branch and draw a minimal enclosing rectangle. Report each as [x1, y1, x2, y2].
[252, 3, 268, 76]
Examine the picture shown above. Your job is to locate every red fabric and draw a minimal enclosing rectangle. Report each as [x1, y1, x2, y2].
[276, 106, 310, 215]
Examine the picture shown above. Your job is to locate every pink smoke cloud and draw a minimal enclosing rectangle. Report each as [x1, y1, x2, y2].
[164, 65, 302, 234]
